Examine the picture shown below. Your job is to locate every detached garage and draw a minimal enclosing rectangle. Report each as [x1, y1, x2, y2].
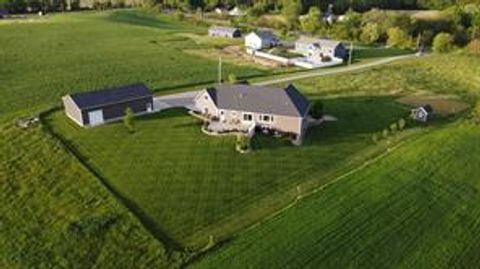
[62, 83, 154, 127]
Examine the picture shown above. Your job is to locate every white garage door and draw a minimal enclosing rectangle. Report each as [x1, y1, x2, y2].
[88, 109, 104, 126]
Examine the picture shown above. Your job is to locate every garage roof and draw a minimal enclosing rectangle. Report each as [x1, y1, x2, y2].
[69, 83, 153, 110]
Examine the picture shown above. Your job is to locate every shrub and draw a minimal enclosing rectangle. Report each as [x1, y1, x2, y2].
[174, 11, 185, 21]
[472, 101, 480, 122]
[227, 73, 237, 84]
[467, 39, 480, 55]
[310, 101, 324, 119]
[123, 107, 135, 133]
[432, 32, 454, 53]
[390, 122, 398, 133]
[382, 129, 389, 138]
[398, 118, 406, 131]
[236, 135, 250, 152]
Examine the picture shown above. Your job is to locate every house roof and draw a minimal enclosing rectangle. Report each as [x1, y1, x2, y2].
[296, 36, 342, 49]
[69, 83, 153, 110]
[209, 26, 240, 35]
[205, 84, 309, 117]
[250, 31, 278, 42]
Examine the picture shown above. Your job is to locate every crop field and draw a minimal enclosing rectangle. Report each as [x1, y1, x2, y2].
[0, 121, 175, 268]
[45, 95, 410, 248]
[191, 122, 480, 269]
[0, 9, 267, 118]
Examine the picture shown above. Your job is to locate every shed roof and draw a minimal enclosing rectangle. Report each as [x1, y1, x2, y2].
[296, 36, 342, 49]
[205, 84, 309, 117]
[209, 26, 240, 35]
[69, 83, 153, 110]
[250, 31, 278, 42]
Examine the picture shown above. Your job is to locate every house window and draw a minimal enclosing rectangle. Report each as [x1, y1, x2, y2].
[243, 113, 253, 121]
[261, 114, 273, 123]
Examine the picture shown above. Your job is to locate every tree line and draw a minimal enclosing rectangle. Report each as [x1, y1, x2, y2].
[2, 0, 480, 14]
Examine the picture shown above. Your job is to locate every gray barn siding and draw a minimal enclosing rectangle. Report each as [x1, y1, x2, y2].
[81, 97, 153, 125]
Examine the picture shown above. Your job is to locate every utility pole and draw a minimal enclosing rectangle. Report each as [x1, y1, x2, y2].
[348, 42, 353, 66]
[218, 56, 222, 85]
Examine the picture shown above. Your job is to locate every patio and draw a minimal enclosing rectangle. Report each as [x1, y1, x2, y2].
[204, 120, 255, 137]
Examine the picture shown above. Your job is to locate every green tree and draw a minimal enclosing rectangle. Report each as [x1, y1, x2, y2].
[123, 107, 135, 133]
[360, 23, 381, 44]
[282, 0, 302, 30]
[387, 27, 413, 49]
[300, 6, 322, 35]
[310, 100, 324, 119]
[432, 32, 454, 53]
[227, 73, 237, 84]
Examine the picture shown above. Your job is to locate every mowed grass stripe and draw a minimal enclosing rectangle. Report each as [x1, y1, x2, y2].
[191, 123, 480, 269]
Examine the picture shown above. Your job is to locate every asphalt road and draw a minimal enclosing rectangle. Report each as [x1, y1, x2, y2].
[253, 54, 416, 86]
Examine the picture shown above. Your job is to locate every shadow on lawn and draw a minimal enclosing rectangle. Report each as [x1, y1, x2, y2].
[105, 10, 179, 30]
[254, 95, 412, 151]
[40, 108, 186, 252]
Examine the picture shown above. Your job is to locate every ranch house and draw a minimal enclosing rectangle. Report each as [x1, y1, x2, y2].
[62, 83, 153, 127]
[194, 84, 311, 145]
[245, 31, 279, 51]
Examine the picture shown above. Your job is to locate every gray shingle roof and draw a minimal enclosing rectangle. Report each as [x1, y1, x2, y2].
[255, 31, 278, 42]
[70, 83, 152, 110]
[206, 84, 309, 117]
[296, 36, 342, 49]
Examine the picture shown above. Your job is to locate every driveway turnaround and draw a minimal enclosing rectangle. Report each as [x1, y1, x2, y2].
[153, 91, 200, 112]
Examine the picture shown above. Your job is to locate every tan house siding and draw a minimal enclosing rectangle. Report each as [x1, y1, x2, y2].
[62, 95, 84, 126]
[195, 91, 219, 117]
[218, 109, 303, 135]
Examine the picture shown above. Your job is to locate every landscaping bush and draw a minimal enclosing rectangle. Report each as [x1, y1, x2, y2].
[432, 32, 454, 53]
[123, 107, 135, 133]
[467, 39, 480, 55]
[398, 118, 406, 131]
[236, 135, 250, 152]
[310, 101, 324, 119]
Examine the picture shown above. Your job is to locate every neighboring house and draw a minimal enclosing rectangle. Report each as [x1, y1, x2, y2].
[411, 105, 433, 122]
[0, 9, 8, 19]
[295, 36, 348, 61]
[245, 31, 279, 51]
[194, 84, 310, 144]
[208, 26, 241, 38]
[228, 6, 246, 16]
[62, 83, 154, 127]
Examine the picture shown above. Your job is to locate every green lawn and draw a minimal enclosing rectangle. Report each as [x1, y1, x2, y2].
[0, 9, 266, 119]
[0, 122, 176, 268]
[45, 95, 411, 248]
[191, 122, 480, 269]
